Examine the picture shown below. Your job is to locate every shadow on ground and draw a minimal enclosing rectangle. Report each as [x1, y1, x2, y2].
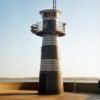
[85, 93, 100, 100]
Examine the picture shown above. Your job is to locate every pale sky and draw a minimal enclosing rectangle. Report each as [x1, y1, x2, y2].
[0, 0, 100, 78]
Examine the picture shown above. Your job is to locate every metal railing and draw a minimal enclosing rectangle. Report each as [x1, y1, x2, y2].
[32, 21, 65, 34]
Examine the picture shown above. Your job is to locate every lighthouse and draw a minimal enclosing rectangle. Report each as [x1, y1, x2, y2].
[31, 2, 66, 95]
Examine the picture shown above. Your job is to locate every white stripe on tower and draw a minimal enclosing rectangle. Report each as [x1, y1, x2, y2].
[42, 34, 59, 46]
[40, 59, 61, 71]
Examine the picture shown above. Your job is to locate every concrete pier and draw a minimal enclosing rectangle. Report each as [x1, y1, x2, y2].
[0, 91, 100, 100]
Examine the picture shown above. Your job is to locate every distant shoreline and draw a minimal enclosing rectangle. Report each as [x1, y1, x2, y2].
[0, 77, 99, 83]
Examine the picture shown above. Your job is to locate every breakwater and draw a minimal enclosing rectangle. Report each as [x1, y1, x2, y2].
[0, 82, 100, 93]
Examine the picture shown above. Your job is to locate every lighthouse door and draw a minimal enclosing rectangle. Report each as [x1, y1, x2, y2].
[39, 73, 47, 94]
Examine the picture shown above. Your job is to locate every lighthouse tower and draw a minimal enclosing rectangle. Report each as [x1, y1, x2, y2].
[31, 1, 66, 95]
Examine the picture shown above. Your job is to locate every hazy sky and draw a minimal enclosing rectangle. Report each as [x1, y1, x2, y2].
[0, 0, 100, 78]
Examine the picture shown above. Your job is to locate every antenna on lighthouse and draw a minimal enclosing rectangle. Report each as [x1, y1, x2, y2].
[53, 0, 56, 11]
[53, 0, 57, 18]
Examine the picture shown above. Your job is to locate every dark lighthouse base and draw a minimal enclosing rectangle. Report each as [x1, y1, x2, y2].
[38, 71, 63, 95]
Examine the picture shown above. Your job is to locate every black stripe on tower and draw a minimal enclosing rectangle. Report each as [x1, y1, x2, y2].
[41, 45, 59, 59]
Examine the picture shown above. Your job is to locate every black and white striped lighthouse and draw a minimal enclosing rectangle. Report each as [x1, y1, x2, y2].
[31, 9, 66, 94]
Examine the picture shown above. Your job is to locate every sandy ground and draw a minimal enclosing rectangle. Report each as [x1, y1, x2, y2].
[0, 90, 100, 100]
